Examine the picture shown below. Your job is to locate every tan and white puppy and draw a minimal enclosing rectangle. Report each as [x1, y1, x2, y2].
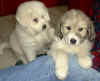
[0, 1, 55, 63]
[48, 9, 95, 80]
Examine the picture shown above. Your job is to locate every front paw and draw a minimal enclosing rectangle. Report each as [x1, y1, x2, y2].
[78, 56, 92, 69]
[55, 66, 68, 80]
[27, 55, 36, 62]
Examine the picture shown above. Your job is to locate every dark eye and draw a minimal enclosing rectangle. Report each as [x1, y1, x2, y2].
[78, 28, 83, 32]
[66, 26, 71, 30]
[33, 18, 38, 23]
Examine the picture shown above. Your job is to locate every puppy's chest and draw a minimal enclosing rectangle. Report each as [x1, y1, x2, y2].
[35, 31, 52, 44]
[64, 45, 78, 54]
[65, 46, 78, 54]
[22, 31, 52, 47]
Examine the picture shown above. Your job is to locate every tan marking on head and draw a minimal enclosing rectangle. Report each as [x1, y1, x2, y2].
[59, 9, 95, 45]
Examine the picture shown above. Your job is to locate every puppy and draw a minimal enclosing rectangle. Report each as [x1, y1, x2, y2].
[0, 1, 55, 64]
[48, 9, 96, 80]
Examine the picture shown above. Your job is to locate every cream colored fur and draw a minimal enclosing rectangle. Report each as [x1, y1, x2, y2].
[0, 1, 56, 64]
[48, 9, 95, 80]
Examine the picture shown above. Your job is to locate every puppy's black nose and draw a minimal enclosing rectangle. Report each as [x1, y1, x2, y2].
[70, 38, 76, 44]
[42, 24, 47, 30]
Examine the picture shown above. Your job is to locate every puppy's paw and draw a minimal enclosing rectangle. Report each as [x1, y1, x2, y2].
[55, 66, 68, 80]
[78, 56, 92, 69]
[27, 55, 36, 62]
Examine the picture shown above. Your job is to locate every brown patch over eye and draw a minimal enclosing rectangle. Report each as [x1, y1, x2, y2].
[78, 28, 83, 32]
[66, 26, 71, 30]
[33, 18, 38, 23]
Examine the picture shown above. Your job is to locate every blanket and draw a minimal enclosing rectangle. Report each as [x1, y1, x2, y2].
[0, 54, 100, 81]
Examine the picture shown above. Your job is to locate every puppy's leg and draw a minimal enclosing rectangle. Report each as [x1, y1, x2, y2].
[11, 50, 28, 64]
[23, 46, 37, 62]
[77, 52, 92, 69]
[18, 54, 29, 64]
[51, 51, 68, 80]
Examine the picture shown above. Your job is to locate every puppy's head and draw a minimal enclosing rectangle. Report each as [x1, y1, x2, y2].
[16, 1, 50, 33]
[59, 9, 95, 46]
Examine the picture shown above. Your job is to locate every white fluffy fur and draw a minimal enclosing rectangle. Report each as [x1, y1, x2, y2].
[0, 3, 95, 80]
[0, 1, 56, 64]
[48, 9, 95, 80]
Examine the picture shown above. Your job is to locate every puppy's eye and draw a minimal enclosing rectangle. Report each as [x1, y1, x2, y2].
[33, 18, 38, 23]
[78, 28, 83, 32]
[66, 26, 71, 30]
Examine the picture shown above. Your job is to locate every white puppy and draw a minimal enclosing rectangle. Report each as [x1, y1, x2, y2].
[0, 1, 55, 64]
[48, 9, 96, 80]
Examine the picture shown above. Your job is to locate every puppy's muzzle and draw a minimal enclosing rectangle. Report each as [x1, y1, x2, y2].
[70, 38, 77, 44]
[67, 33, 80, 45]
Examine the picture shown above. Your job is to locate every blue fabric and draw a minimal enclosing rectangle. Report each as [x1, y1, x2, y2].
[0, 54, 100, 81]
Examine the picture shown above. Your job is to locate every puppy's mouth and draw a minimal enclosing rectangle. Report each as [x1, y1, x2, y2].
[33, 24, 47, 34]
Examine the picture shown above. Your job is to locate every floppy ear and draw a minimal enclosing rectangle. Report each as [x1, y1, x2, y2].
[16, 9, 32, 26]
[57, 23, 63, 39]
[16, 12, 27, 26]
[87, 21, 96, 41]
